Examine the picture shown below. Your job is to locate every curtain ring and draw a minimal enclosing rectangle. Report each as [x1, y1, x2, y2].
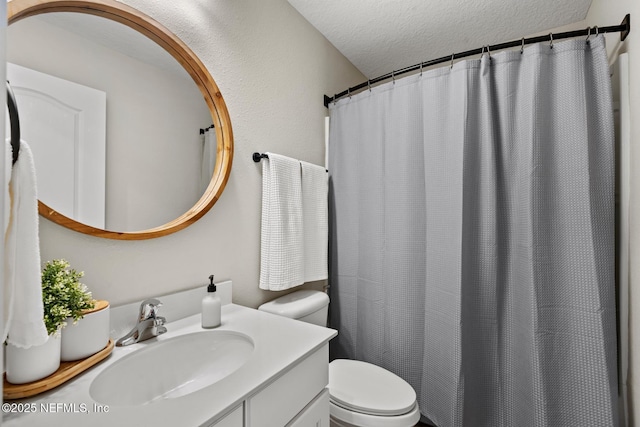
[594, 25, 599, 36]
[480, 45, 486, 58]
[420, 63, 423, 77]
[348, 88, 351, 99]
[450, 53, 455, 69]
[486, 45, 491, 59]
[520, 37, 525, 54]
[368, 79, 371, 92]
[333, 95, 337, 106]
[585, 26, 592, 43]
[549, 32, 554, 49]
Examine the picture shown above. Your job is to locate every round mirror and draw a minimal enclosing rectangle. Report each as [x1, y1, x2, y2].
[7, 0, 233, 239]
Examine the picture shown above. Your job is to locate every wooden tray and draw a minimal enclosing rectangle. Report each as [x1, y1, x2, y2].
[3, 339, 115, 400]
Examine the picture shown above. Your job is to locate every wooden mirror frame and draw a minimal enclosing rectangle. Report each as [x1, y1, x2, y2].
[8, 0, 233, 239]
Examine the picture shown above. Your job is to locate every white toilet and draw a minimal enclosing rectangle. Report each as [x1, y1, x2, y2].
[258, 290, 421, 427]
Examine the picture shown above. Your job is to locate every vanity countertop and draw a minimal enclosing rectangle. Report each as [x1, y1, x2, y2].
[2, 304, 337, 426]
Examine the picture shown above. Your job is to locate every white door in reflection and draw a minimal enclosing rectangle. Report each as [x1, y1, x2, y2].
[6, 62, 106, 229]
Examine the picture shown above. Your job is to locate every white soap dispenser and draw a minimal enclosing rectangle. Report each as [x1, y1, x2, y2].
[202, 274, 221, 328]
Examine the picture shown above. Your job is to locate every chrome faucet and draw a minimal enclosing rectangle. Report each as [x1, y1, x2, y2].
[116, 298, 167, 346]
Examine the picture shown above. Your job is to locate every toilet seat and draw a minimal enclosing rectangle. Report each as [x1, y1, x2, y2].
[330, 400, 421, 427]
[328, 359, 420, 426]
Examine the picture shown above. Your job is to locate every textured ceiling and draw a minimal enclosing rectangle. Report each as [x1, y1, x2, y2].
[287, 0, 593, 78]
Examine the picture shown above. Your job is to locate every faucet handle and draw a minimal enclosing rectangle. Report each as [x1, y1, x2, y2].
[139, 298, 163, 321]
[155, 316, 167, 336]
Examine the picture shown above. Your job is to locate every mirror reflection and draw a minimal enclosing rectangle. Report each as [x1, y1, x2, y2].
[7, 12, 215, 232]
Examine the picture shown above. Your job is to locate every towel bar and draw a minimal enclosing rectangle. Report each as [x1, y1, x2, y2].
[252, 152, 328, 172]
[253, 152, 269, 162]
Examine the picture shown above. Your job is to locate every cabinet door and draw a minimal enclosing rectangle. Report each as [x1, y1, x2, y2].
[6, 62, 107, 229]
[211, 404, 243, 427]
[287, 389, 329, 427]
[247, 344, 328, 426]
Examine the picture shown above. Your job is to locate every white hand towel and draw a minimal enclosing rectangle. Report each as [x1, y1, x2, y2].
[4, 140, 11, 250]
[300, 161, 328, 282]
[4, 140, 48, 348]
[200, 129, 216, 193]
[259, 153, 305, 291]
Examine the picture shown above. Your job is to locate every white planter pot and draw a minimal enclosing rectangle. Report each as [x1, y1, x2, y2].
[5, 333, 61, 384]
[61, 300, 110, 361]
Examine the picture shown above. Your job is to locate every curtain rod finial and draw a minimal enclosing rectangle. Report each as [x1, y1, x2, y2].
[621, 14, 630, 41]
[253, 152, 269, 162]
[324, 95, 333, 108]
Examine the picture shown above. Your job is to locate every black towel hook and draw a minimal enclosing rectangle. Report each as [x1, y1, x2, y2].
[6, 81, 20, 166]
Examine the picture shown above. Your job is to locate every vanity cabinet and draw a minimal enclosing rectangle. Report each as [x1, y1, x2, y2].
[245, 344, 329, 427]
[2, 304, 336, 427]
[287, 389, 330, 427]
[210, 343, 330, 427]
[211, 405, 243, 427]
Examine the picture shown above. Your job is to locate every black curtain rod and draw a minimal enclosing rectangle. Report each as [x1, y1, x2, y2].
[324, 14, 631, 108]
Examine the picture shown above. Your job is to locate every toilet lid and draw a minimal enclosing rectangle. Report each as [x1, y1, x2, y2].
[328, 359, 417, 416]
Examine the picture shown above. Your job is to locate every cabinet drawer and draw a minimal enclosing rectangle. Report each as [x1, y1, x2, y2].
[286, 388, 329, 427]
[208, 404, 243, 427]
[247, 344, 328, 427]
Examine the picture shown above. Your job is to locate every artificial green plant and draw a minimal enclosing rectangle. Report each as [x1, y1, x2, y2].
[41, 259, 95, 335]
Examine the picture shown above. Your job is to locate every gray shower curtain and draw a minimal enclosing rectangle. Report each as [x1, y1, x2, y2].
[328, 35, 618, 427]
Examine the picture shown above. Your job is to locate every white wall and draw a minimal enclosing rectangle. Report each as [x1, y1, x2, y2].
[30, 0, 364, 308]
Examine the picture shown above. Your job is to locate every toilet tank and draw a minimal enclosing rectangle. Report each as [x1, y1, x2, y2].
[258, 290, 329, 327]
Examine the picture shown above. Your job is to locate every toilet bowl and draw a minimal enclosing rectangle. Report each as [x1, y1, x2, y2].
[258, 290, 420, 427]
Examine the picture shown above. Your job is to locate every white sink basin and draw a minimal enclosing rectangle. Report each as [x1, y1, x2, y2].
[89, 331, 254, 406]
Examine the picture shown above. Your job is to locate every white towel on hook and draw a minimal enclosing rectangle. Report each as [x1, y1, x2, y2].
[4, 140, 48, 348]
[259, 153, 305, 291]
[4, 138, 15, 343]
[4, 140, 11, 252]
[200, 128, 216, 193]
[300, 161, 328, 282]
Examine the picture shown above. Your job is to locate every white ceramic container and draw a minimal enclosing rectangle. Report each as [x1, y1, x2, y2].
[61, 300, 110, 362]
[6, 333, 61, 384]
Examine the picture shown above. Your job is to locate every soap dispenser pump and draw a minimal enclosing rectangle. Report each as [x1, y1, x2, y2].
[202, 274, 221, 328]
